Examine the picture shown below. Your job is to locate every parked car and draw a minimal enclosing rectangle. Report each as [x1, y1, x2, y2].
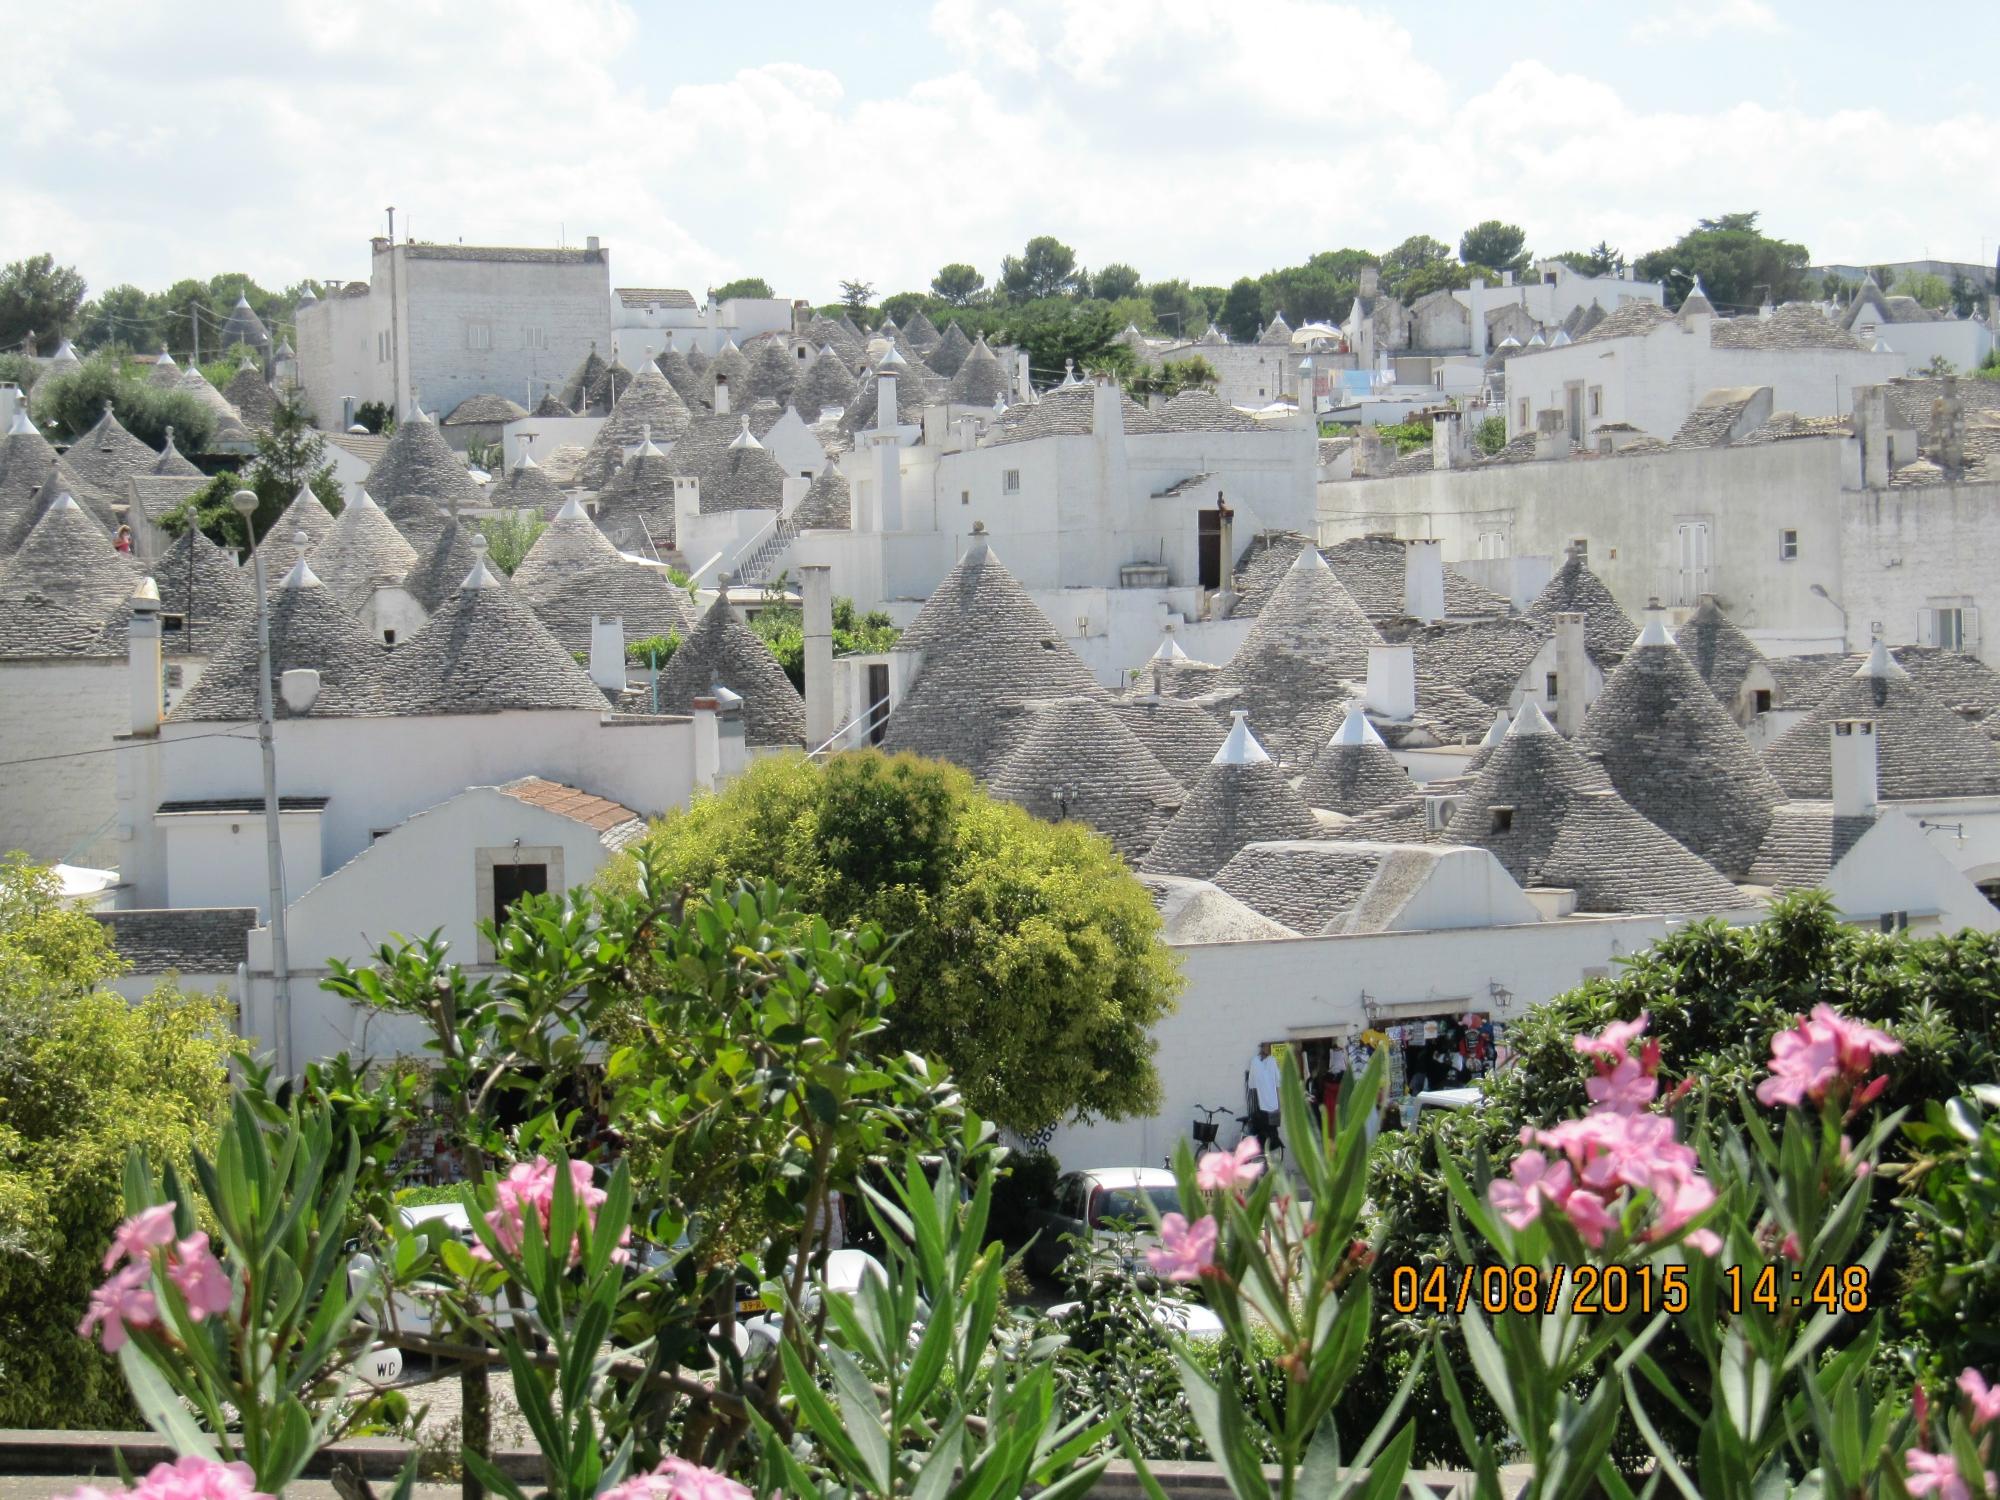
[347, 1201, 543, 1341]
[1028, 1167, 1183, 1280]
[1409, 1087, 1484, 1125]
[1044, 1295, 1223, 1339]
[739, 1248, 895, 1356]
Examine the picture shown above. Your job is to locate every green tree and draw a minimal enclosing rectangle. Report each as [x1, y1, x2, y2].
[1379, 234, 1455, 300]
[607, 751, 1180, 1135]
[1092, 262, 1142, 302]
[0, 254, 87, 348]
[930, 262, 985, 305]
[999, 235, 1083, 303]
[1633, 212, 1810, 311]
[711, 276, 773, 301]
[1458, 220, 1531, 275]
[1219, 277, 1263, 342]
[31, 352, 217, 450]
[477, 510, 547, 574]
[1554, 242, 1624, 278]
[1473, 413, 1508, 454]
[749, 586, 900, 691]
[0, 855, 235, 1427]
[1892, 272, 1953, 310]
[77, 282, 158, 352]
[877, 291, 932, 326]
[1144, 279, 1209, 338]
[0, 352, 40, 393]
[1127, 356, 1219, 400]
[838, 279, 875, 315]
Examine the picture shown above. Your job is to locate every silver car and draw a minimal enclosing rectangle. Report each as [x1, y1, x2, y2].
[1028, 1167, 1184, 1280]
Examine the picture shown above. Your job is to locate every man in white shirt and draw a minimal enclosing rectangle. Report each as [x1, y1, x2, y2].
[1247, 1042, 1283, 1151]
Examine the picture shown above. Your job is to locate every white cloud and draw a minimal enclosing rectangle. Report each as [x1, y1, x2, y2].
[1629, 0, 1784, 44]
[5, 0, 1992, 309]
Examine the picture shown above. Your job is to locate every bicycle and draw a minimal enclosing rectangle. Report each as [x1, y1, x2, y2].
[1190, 1103, 1235, 1159]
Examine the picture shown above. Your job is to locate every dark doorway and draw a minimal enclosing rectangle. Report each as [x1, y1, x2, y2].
[494, 862, 549, 924]
[1197, 509, 1224, 590]
[866, 664, 890, 745]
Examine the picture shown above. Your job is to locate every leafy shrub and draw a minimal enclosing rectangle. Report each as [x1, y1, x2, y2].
[1474, 413, 1508, 454]
[30, 352, 217, 450]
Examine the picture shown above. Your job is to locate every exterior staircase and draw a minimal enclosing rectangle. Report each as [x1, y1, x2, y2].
[732, 516, 798, 590]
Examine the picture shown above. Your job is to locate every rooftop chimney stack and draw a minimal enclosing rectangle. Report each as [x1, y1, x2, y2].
[1431, 412, 1460, 470]
[589, 614, 626, 692]
[1934, 375, 1965, 475]
[801, 564, 835, 750]
[1403, 538, 1444, 622]
[1555, 611, 1587, 736]
[128, 578, 163, 735]
[1364, 643, 1417, 721]
[713, 374, 731, 417]
[1830, 718, 1879, 817]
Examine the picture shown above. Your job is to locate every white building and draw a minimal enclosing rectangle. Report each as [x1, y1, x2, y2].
[1502, 292, 1904, 444]
[610, 288, 800, 361]
[295, 237, 615, 428]
[1837, 279, 1995, 376]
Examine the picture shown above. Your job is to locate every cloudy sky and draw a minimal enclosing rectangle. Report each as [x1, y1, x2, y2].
[4, 0, 1994, 304]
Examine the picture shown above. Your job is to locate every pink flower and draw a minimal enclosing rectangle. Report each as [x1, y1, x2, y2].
[1959, 1368, 2000, 1431]
[1756, 1006, 1901, 1109]
[1145, 1213, 1218, 1283]
[167, 1233, 232, 1320]
[1574, 1014, 1649, 1065]
[1562, 1189, 1617, 1247]
[59, 1456, 271, 1500]
[77, 1263, 159, 1352]
[1488, 1150, 1574, 1230]
[1810, 1004, 1901, 1072]
[598, 1457, 751, 1500]
[103, 1205, 178, 1272]
[1585, 1057, 1658, 1114]
[477, 1157, 631, 1267]
[1903, 1449, 1975, 1500]
[1779, 1232, 1802, 1262]
[1197, 1136, 1263, 1194]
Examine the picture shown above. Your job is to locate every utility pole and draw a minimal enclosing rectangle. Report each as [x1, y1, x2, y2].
[192, 305, 200, 365]
[231, 489, 294, 1075]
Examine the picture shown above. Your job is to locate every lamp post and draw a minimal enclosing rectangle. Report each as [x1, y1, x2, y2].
[231, 489, 295, 1075]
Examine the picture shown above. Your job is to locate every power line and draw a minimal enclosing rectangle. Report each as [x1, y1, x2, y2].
[0, 728, 257, 771]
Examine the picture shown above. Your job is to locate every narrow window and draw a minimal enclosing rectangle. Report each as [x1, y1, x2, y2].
[1003, 469, 1021, 495]
[1490, 807, 1514, 834]
[493, 862, 550, 925]
[1778, 529, 1799, 561]
[1545, 672, 1559, 700]
[1753, 688, 1772, 714]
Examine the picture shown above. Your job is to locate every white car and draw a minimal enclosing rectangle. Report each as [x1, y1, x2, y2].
[348, 1202, 502, 1340]
[1045, 1296, 1223, 1339]
[739, 1249, 895, 1355]
[1410, 1087, 1485, 1124]
[1029, 1167, 1184, 1280]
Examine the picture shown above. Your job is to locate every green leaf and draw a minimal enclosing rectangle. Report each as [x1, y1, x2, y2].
[118, 1342, 221, 1463]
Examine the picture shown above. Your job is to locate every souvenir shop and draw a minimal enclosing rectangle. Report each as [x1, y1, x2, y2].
[1289, 1008, 1506, 1117]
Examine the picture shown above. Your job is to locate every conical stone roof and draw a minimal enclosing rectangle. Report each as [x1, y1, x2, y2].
[217, 293, 271, 353]
[1526, 551, 1636, 664]
[745, 339, 799, 408]
[1678, 595, 1768, 708]
[1202, 547, 1382, 764]
[989, 695, 1184, 860]
[488, 453, 567, 516]
[580, 366, 694, 487]
[791, 464, 851, 530]
[0, 497, 141, 658]
[514, 498, 696, 652]
[62, 407, 157, 496]
[655, 346, 702, 404]
[365, 412, 483, 524]
[1296, 702, 1414, 814]
[1761, 644, 2000, 801]
[1112, 692, 1229, 788]
[924, 322, 974, 379]
[879, 531, 1105, 776]
[901, 309, 942, 351]
[1441, 700, 1614, 886]
[1537, 790, 1744, 915]
[559, 347, 609, 412]
[532, 391, 576, 418]
[143, 526, 254, 652]
[257, 485, 341, 579]
[167, 561, 386, 720]
[0, 426, 62, 551]
[381, 556, 610, 715]
[591, 438, 680, 554]
[1259, 311, 1294, 346]
[805, 315, 867, 370]
[944, 336, 1009, 407]
[1574, 618, 1784, 878]
[223, 363, 278, 426]
[401, 519, 495, 614]
[656, 594, 805, 747]
[838, 362, 943, 437]
[307, 491, 419, 607]
[702, 341, 752, 410]
[685, 426, 788, 514]
[587, 358, 633, 413]
[683, 345, 711, 379]
[1141, 712, 1322, 879]
[17, 462, 117, 545]
[150, 429, 204, 477]
[795, 347, 859, 421]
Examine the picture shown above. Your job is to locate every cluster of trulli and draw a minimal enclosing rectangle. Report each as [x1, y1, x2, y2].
[858, 529, 2000, 934]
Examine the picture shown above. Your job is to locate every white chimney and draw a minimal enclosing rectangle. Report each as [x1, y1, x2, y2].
[1403, 539, 1444, 622]
[1364, 644, 1417, 721]
[128, 578, 163, 735]
[691, 695, 721, 792]
[1431, 412, 1459, 470]
[713, 374, 731, 417]
[874, 432, 903, 531]
[1555, 611, 1587, 736]
[589, 614, 626, 691]
[1830, 718, 1879, 817]
[801, 564, 835, 750]
[875, 365, 898, 436]
[279, 668, 321, 715]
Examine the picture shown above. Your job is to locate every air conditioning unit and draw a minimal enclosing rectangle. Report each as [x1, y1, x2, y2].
[1423, 795, 1460, 833]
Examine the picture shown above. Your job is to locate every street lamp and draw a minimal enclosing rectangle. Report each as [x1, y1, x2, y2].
[232, 489, 295, 1075]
